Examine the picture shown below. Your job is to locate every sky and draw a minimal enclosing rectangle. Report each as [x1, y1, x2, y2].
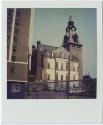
[32, 8, 97, 78]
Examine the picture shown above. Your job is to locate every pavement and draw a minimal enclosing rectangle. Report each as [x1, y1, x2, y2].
[25, 90, 95, 99]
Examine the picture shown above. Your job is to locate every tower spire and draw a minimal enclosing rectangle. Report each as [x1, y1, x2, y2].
[62, 16, 80, 47]
[69, 15, 73, 21]
[62, 16, 83, 80]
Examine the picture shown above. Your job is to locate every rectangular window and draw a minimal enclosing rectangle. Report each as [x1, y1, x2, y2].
[13, 36, 18, 47]
[14, 28, 19, 34]
[12, 46, 17, 53]
[73, 75, 75, 80]
[7, 25, 11, 32]
[16, 10, 20, 18]
[7, 18, 11, 23]
[13, 41, 17, 46]
[7, 9, 14, 17]
[73, 66, 75, 71]
[61, 63, 63, 70]
[73, 84, 76, 88]
[14, 36, 17, 42]
[61, 75, 63, 81]
[11, 56, 16, 61]
[12, 83, 20, 92]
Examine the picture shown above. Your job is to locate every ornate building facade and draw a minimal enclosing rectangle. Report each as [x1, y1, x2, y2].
[31, 16, 83, 90]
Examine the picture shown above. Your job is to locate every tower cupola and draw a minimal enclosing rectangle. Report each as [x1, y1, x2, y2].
[62, 16, 80, 47]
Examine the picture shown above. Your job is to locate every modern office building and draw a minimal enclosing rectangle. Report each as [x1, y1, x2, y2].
[7, 8, 33, 98]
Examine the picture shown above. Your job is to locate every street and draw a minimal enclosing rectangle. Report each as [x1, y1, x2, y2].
[25, 90, 95, 99]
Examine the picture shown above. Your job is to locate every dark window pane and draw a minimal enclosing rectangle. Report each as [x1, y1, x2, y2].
[12, 56, 16, 61]
[61, 63, 63, 70]
[61, 75, 63, 81]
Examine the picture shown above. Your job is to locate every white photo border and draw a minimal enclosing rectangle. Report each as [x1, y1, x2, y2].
[1, 0, 103, 124]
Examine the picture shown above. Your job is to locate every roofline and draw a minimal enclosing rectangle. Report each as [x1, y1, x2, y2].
[63, 42, 83, 47]
[41, 43, 58, 48]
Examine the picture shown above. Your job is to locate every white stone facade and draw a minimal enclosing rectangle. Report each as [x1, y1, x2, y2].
[42, 47, 79, 89]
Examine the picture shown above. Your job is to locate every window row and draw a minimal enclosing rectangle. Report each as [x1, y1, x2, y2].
[12, 21, 19, 56]
[72, 66, 79, 71]
[47, 62, 68, 70]
[47, 74, 68, 81]
[47, 74, 77, 81]
[47, 62, 79, 71]
[45, 51, 71, 59]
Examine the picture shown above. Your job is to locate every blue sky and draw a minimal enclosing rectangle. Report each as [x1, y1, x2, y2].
[32, 8, 97, 78]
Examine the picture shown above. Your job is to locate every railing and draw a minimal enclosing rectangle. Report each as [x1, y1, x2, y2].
[25, 78, 96, 99]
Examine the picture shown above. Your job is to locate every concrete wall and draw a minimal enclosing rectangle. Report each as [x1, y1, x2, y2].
[7, 62, 28, 81]
[15, 9, 31, 62]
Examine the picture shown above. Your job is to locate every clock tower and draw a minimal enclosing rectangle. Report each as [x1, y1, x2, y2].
[62, 16, 83, 80]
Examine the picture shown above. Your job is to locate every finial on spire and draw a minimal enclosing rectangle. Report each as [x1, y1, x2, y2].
[69, 16, 73, 21]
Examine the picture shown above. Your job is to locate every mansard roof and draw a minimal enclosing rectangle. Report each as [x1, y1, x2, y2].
[53, 46, 71, 59]
[37, 42, 79, 62]
[40, 44, 57, 52]
[53, 46, 79, 62]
